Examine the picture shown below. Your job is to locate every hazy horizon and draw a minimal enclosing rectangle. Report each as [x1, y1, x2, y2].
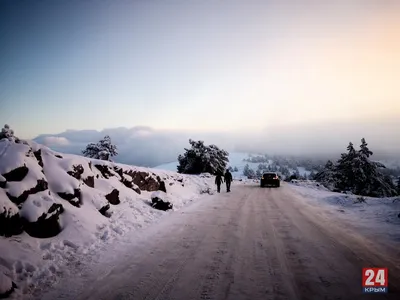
[31, 116, 400, 167]
[1, 0, 399, 162]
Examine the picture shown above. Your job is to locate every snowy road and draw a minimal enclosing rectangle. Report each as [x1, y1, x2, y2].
[38, 183, 400, 300]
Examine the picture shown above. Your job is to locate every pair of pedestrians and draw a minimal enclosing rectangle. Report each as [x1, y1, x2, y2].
[215, 169, 233, 193]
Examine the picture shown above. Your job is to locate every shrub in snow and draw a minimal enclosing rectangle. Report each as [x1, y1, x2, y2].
[200, 186, 214, 195]
[315, 138, 398, 197]
[82, 135, 118, 161]
[151, 191, 173, 211]
[0, 124, 19, 143]
[177, 139, 229, 175]
[199, 173, 212, 178]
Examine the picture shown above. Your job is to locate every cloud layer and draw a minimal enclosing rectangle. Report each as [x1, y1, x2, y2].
[32, 118, 400, 167]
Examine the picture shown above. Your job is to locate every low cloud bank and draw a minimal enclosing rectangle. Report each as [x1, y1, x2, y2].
[33, 119, 400, 167]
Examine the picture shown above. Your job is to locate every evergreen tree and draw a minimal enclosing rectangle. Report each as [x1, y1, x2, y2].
[82, 135, 118, 161]
[334, 142, 357, 190]
[295, 169, 300, 179]
[243, 164, 251, 177]
[315, 139, 397, 197]
[177, 139, 229, 174]
[233, 166, 239, 172]
[243, 164, 256, 178]
[247, 168, 256, 179]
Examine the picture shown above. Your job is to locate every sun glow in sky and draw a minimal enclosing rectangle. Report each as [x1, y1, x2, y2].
[1, 0, 399, 138]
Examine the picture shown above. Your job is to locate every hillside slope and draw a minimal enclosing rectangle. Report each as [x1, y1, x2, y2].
[0, 139, 214, 298]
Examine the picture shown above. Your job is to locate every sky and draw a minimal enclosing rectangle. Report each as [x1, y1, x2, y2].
[1, 0, 399, 154]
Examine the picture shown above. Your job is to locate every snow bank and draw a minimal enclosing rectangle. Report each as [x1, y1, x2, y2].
[0, 272, 13, 297]
[287, 181, 400, 247]
[0, 139, 214, 298]
[290, 179, 330, 191]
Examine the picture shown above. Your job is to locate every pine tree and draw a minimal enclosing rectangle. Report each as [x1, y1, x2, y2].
[233, 166, 239, 172]
[177, 139, 229, 174]
[82, 135, 118, 161]
[243, 164, 251, 177]
[314, 160, 337, 189]
[316, 138, 397, 197]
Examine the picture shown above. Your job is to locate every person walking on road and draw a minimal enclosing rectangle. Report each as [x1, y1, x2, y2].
[224, 169, 233, 192]
[215, 172, 224, 193]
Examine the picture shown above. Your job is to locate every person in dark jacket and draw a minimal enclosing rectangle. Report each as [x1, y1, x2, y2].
[215, 172, 224, 193]
[224, 169, 233, 192]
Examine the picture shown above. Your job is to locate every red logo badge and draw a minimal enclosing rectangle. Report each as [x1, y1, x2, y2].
[362, 268, 388, 293]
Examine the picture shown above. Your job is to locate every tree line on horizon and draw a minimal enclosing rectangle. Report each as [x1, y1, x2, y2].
[77, 133, 400, 197]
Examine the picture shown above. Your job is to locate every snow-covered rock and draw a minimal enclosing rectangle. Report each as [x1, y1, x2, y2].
[151, 191, 173, 211]
[0, 271, 16, 299]
[0, 138, 214, 297]
[0, 189, 23, 237]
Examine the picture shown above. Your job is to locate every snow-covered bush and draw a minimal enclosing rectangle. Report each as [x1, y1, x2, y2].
[82, 135, 118, 161]
[177, 139, 229, 175]
[0, 124, 19, 143]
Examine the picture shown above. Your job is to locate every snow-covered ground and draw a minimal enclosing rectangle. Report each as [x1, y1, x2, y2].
[0, 139, 214, 299]
[288, 180, 400, 249]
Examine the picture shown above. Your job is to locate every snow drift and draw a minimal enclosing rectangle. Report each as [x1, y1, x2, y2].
[0, 138, 214, 298]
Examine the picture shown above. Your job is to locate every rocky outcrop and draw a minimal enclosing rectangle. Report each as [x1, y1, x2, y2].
[120, 176, 141, 194]
[33, 149, 43, 167]
[0, 211, 23, 237]
[95, 165, 114, 179]
[151, 192, 173, 211]
[83, 176, 94, 188]
[125, 170, 161, 191]
[67, 164, 84, 180]
[57, 188, 81, 207]
[158, 181, 167, 193]
[113, 166, 123, 178]
[23, 203, 64, 238]
[2, 166, 29, 182]
[105, 189, 120, 205]
[99, 203, 111, 217]
[0, 175, 5, 188]
[6, 179, 48, 205]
